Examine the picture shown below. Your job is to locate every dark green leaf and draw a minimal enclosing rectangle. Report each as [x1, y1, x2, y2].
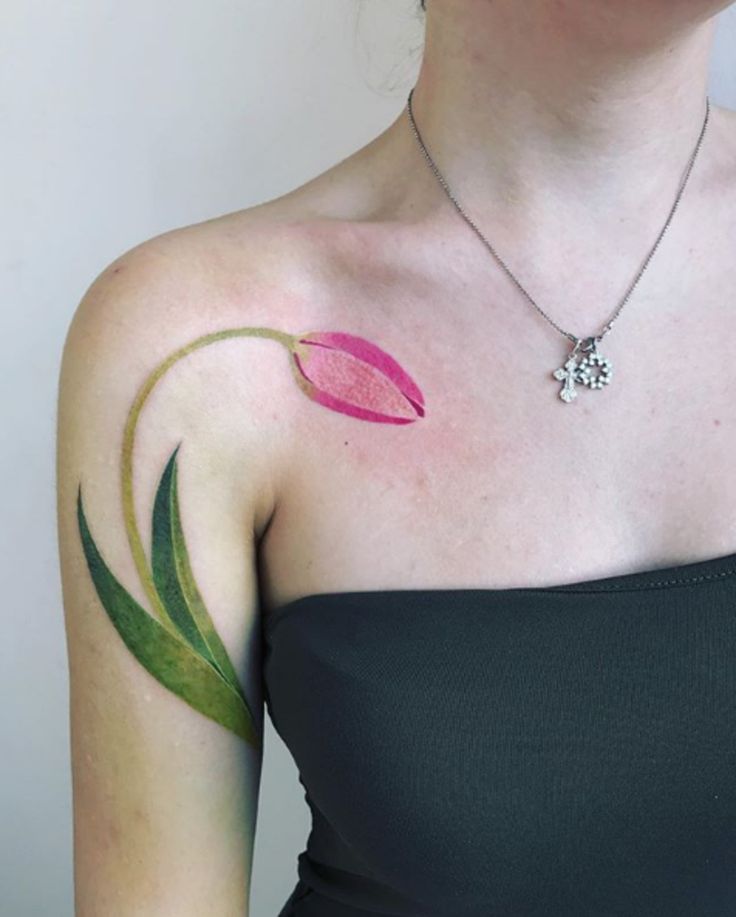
[77, 485, 259, 747]
[151, 444, 243, 693]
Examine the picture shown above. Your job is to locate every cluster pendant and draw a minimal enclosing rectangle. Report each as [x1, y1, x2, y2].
[552, 337, 613, 404]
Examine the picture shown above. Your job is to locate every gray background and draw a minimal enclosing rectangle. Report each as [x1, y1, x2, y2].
[2, 2, 735, 914]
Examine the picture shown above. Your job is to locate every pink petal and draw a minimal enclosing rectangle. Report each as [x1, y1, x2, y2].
[291, 334, 425, 424]
[297, 331, 425, 416]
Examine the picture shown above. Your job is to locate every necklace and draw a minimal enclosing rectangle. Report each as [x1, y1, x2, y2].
[405, 88, 711, 404]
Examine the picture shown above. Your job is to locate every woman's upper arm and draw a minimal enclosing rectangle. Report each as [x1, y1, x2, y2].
[56, 242, 280, 916]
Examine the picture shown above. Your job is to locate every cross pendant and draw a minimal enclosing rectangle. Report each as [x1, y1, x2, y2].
[552, 355, 582, 403]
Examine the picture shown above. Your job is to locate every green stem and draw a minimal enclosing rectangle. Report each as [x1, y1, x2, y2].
[121, 327, 297, 631]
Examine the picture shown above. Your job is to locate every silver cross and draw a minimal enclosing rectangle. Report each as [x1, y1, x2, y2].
[552, 355, 582, 403]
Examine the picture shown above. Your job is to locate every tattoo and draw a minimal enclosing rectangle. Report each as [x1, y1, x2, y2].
[76, 327, 425, 747]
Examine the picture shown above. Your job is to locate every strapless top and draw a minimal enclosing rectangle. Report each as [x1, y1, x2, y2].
[261, 551, 736, 916]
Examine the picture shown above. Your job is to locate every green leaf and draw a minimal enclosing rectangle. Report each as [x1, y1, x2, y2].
[150, 444, 243, 693]
[77, 485, 259, 747]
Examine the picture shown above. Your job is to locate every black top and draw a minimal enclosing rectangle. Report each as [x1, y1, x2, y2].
[262, 551, 736, 916]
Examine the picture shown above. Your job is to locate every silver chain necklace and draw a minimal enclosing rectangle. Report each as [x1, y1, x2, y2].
[405, 88, 711, 404]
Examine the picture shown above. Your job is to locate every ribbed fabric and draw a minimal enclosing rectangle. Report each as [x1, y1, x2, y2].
[261, 552, 736, 916]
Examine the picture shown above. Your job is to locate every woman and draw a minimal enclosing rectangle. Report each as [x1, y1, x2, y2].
[57, 1, 736, 914]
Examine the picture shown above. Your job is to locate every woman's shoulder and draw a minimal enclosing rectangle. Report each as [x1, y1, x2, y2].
[74, 133, 383, 336]
[81, 131, 401, 336]
[63, 146, 402, 524]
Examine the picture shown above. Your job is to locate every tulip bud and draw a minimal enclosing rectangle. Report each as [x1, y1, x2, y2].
[290, 331, 425, 424]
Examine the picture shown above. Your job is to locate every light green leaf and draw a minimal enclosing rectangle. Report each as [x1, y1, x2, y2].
[150, 444, 243, 693]
[77, 485, 259, 747]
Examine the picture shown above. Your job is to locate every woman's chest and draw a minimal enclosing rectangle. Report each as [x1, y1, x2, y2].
[260, 294, 736, 608]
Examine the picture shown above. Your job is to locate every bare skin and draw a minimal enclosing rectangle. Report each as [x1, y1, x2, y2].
[57, 1, 736, 912]
[260, 1, 736, 610]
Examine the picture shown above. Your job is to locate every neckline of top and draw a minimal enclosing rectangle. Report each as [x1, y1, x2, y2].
[264, 548, 736, 633]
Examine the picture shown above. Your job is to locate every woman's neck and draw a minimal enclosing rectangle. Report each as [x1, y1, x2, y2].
[409, 1, 716, 212]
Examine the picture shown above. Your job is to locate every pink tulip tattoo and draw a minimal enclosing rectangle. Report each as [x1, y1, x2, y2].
[76, 326, 425, 748]
[291, 331, 425, 423]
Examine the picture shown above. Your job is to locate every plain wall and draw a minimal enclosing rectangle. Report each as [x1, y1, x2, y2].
[2, 3, 735, 914]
